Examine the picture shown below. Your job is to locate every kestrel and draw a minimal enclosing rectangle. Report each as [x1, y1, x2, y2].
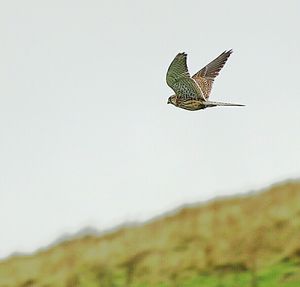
[166, 50, 244, 111]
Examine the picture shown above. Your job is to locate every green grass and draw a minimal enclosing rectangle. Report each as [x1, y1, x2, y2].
[38, 260, 300, 287]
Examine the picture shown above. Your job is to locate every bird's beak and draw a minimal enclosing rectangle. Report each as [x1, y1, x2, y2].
[167, 99, 170, 104]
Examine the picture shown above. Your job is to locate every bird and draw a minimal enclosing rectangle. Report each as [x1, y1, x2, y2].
[166, 50, 244, 111]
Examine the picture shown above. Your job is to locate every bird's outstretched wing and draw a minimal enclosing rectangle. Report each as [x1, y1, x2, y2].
[192, 50, 232, 99]
[166, 53, 190, 88]
[166, 53, 205, 100]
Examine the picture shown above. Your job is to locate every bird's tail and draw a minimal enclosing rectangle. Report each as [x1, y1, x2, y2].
[203, 100, 245, 107]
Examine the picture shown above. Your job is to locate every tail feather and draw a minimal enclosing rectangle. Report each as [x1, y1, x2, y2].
[204, 100, 245, 107]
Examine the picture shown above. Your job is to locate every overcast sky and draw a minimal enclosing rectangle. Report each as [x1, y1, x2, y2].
[0, 0, 300, 259]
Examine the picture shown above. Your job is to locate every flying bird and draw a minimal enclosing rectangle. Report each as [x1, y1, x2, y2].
[166, 50, 244, 111]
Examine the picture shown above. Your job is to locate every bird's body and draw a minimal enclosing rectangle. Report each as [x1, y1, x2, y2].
[168, 95, 242, 111]
[166, 50, 244, 111]
[168, 96, 207, 111]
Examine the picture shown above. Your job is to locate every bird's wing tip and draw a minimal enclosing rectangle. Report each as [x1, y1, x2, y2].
[177, 52, 187, 57]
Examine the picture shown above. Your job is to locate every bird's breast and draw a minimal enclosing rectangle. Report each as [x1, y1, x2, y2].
[177, 99, 206, 111]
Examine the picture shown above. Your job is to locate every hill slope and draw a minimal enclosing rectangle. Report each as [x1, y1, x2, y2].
[1, 181, 300, 287]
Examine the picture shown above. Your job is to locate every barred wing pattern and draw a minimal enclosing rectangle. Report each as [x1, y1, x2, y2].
[166, 53, 205, 100]
[166, 53, 190, 87]
[192, 50, 232, 99]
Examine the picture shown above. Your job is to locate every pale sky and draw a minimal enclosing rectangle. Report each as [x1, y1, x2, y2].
[0, 0, 300, 259]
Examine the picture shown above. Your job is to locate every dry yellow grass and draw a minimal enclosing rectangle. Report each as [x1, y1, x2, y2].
[1, 181, 300, 286]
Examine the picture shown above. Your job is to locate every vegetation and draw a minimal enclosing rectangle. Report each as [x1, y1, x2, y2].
[1, 181, 300, 286]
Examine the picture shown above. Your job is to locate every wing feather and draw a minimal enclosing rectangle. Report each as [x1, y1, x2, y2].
[166, 53, 190, 89]
[192, 50, 232, 99]
[166, 53, 205, 100]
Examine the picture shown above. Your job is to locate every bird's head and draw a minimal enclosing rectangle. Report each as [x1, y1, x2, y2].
[167, 95, 177, 106]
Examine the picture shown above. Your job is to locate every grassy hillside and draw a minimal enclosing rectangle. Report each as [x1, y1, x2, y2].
[1, 181, 300, 287]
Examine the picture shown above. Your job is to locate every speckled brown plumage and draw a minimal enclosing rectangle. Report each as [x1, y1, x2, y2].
[166, 50, 244, 111]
